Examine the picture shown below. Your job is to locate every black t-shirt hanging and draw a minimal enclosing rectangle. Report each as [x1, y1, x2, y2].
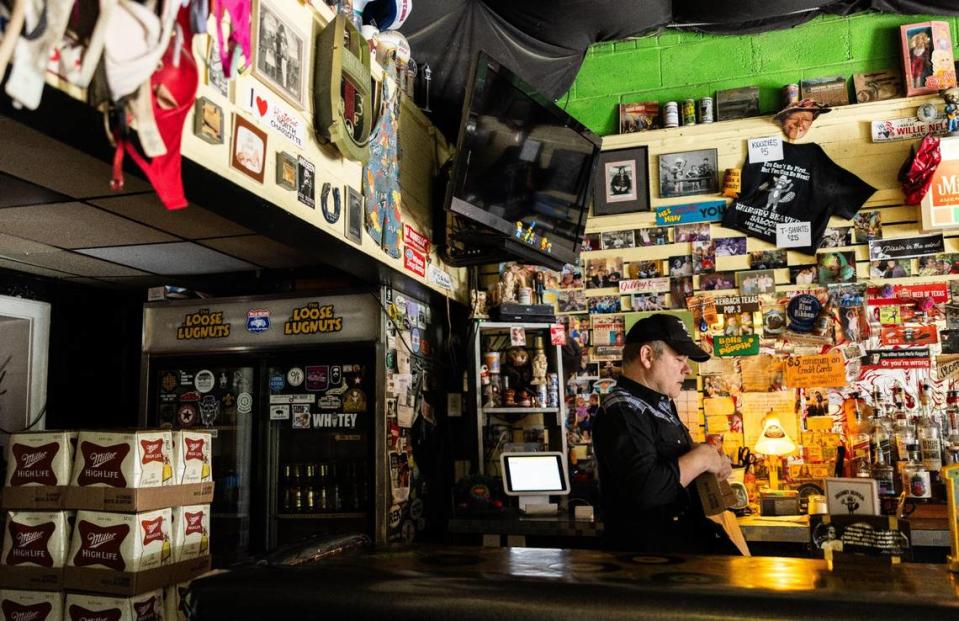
[722, 142, 876, 254]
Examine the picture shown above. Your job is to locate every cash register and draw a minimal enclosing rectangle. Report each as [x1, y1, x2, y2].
[500, 452, 570, 515]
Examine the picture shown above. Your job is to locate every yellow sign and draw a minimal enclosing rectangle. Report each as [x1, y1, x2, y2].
[284, 302, 343, 335]
[784, 351, 847, 388]
[177, 309, 231, 340]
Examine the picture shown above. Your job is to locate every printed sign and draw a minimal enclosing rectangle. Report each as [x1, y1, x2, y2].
[240, 84, 306, 148]
[714, 294, 760, 314]
[922, 137, 959, 229]
[246, 309, 271, 334]
[306, 365, 329, 391]
[935, 354, 959, 380]
[550, 324, 566, 345]
[784, 351, 847, 388]
[866, 283, 950, 306]
[403, 224, 430, 254]
[869, 234, 944, 259]
[714, 334, 759, 357]
[312, 412, 359, 428]
[403, 247, 427, 277]
[269, 394, 317, 405]
[871, 116, 949, 143]
[776, 221, 811, 248]
[270, 405, 290, 420]
[747, 136, 783, 163]
[427, 264, 453, 290]
[655, 200, 726, 226]
[619, 277, 671, 294]
[864, 349, 930, 369]
[880, 325, 938, 346]
[284, 302, 343, 335]
[176, 309, 231, 340]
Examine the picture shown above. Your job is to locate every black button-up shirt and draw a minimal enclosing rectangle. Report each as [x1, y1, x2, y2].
[593, 376, 732, 554]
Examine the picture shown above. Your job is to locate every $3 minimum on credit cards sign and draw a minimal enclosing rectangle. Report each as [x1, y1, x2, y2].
[784, 351, 846, 388]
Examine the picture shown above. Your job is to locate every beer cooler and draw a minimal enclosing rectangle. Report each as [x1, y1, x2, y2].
[140, 293, 388, 566]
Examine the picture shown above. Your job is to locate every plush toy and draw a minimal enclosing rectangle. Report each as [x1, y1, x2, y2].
[503, 346, 533, 404]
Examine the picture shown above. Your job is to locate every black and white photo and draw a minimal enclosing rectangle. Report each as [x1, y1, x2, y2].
[297, 156, 315, 207]
[601, 230, 635, 250]
[253, 0, 310, 109]
[592, 147, 650, 215]
[346, 186, 364, 243]
[658, 148, 719, 198]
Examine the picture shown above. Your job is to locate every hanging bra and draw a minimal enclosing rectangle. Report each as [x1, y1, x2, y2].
[0, 0, 27, 76]
[112, 7, 197, 210]
[212, 0, 250, 77]
[4, 0, 75, 110]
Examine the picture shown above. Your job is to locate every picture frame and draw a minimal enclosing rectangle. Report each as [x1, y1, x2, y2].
[800, 75, 849, 107]
[230, 114, 268, 183]
[715, 86, 760, 121]
[658, 149, 719, 199]
[252, 0, 311, 109]
[824, 477, 880, 516]
[346, 185, 364, 243]
[592, 147, 650, 216]
[275, 152, 297, 190]
[297, 156, 315, 207]
[193, 97, 224, 144]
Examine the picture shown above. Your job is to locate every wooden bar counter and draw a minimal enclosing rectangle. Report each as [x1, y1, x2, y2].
[186, 545, 959, 620]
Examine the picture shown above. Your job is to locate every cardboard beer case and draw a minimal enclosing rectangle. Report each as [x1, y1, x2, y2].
[70, 431, 174, 490]
[65, 590, 165, 621]
[0, 589, 64, 621]
[67, 509, 172, 574]
[0, 511, 73, 590]
[3, 431, 77, 510]
[170, 506, 209, 562]
[171, 431, 212, 485]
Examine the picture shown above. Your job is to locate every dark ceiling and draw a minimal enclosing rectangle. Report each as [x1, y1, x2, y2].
[400, 0, 959, 140]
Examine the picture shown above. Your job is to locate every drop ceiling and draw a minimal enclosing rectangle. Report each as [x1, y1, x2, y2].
[0, 115, 330, 288]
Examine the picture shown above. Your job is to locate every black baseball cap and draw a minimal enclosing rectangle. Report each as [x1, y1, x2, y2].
[625, 314, 711, 362]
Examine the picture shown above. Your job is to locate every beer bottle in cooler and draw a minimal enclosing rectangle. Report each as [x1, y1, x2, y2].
[304, 464, 317, 512]
[281, 464, 294, 513]
[292, 464, 304, 512]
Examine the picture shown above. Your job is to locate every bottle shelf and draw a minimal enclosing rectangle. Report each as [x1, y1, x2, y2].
[482, 407, 559, 414]
[276, 512, 367, 519]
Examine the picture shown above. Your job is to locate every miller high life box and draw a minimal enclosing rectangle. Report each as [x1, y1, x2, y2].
[170, 505, 209, 562]
[5, 431, 76, 487]
[67, 509, 172, 573]
[171, 431, 211, 485]
[2, 511, 71, 568]
[65, 590, 165, 621]
[0, 589, 64, 621]
[71, 432, 174, 489]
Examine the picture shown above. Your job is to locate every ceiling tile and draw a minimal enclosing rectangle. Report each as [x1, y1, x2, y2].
[0, 171, 73, 208]
[199, 235, 321, 268]
[0, 117, 152, 197]
[76, 242, 258, 275]
[0, 232, 59, 257]
[0, 256, 75, 278]
[3, 250, 150, 277]
[0, 202, 177, 248]
[88, 195, 253, 239]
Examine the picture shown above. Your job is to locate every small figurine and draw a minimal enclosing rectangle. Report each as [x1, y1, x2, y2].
[515, 221, 524, 239]
[470, 290, 489, 319]
[503, 389, 516, 407]
[530, 338, 548, 385]
[523, 222, 536, 244]
[942, 87, 959, 135]
[534, 272, 546, 305]
[909, 31, 932, 89]
[773, 98, 831, 141]
[500, 269, 517, 304]
[503, 346, 533, 404]
[422, 63, 432, 113]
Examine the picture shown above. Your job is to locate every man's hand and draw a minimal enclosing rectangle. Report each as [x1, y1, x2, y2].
[679, 444, 732, 487]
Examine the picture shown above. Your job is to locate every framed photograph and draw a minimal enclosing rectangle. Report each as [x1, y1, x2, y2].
[737, 270, 776, 295]
[230, 114, 268, 183]
[204, 37, 230, 98]
[346, 185, 363, 243]
[715, 86, 759, 121]
[592, 147, 650, 216]
[193, 97, 223, 144]
[800, 75, 849, 107]
[275, 152, 297, 189]
[619, 101, 659, 133]
[296, 156, 315, 207]
[824, 478, 880, 516]
[252, 0, 311, 109]
[658, 149, 718, 198]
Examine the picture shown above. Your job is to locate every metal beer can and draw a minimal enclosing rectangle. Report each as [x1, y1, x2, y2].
[681, 99, 696, 125]
[536, 384, 548, 406]
[484, 351, 501, 374]
[784, 83, 800, 106]
[698, 97, 714, 123]
[663, 101, 679, 128]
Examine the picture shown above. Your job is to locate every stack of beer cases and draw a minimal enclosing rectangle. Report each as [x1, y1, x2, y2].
[0, 429, 213, 621]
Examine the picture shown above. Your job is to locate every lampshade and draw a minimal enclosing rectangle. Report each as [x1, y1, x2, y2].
[754, 415, 796, 456]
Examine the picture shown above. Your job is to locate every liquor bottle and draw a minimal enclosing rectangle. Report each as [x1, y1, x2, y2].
[902, 443, 931, 499]
[330, 464, 342, 511]
[847, 392, 872, 478]
[946, 385, 959, 465]
[292, 464, 304, 513]
[281, 464, 294, 513]
[871, 445, 896, 496]
[868, 387, 892, 465]
[305, 464, 317, 513]
[917, 383, 943, 475]
[892, 401, 913, 467]
[317, 463, 331, 511]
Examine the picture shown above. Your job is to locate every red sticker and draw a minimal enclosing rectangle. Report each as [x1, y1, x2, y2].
[550, 324, 566, 345]
[403, 247, 426, 277]
[403, 224, 430, 255]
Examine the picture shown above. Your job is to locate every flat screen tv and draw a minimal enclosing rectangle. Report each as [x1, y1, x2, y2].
[441, 52, 600, 270]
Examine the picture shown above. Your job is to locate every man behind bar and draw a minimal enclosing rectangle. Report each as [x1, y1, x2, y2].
[593, 314, 739, 554]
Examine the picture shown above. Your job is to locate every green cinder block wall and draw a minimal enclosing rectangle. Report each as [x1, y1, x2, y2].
[563, 12, 959, 136]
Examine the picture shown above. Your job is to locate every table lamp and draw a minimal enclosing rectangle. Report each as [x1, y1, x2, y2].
[754, 413, 796, 490]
